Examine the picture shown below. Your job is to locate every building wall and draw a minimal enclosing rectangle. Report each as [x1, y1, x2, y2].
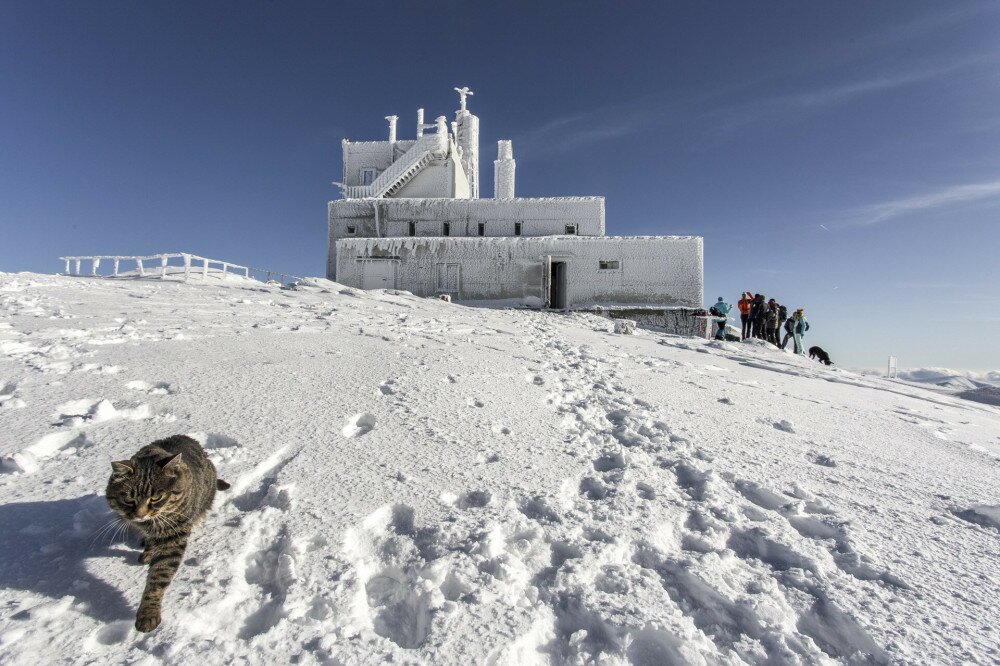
[394, 159, 470, 199]
[342, 140, 417, 187]
[333, 235, 703, 309]
[327, 197, 605, 278]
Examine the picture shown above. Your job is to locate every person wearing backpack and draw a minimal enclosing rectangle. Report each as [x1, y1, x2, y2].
[710, 297, 731, 340]
[792, 308, 809, 354]
[781, 314, 794, 349]
[766, 300, 780, 345]
[737, 292, 753, 340]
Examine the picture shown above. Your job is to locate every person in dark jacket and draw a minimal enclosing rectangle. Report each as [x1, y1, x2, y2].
[781, 315, 794, 349]
[751, 294, 767, 339]
[765, 300, 780, 345]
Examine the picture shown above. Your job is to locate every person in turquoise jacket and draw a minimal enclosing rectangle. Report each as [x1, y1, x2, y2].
[792, 308, 809, 354]
[711, 297, 731, 339]
[711, 297, 731, 317]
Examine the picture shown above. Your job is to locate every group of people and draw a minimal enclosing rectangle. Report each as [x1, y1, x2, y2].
[709, 292, 810, 355]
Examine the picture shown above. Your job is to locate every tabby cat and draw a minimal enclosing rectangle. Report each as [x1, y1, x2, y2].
[106, 434, 230, 632]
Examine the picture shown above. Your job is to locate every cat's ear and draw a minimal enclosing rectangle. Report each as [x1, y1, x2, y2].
[111, 460, 134, 477]
[159, 453, 184, 472]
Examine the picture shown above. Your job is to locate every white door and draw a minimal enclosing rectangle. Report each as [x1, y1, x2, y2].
[436, 263, 460, 293]
[361, 261, 395, 290]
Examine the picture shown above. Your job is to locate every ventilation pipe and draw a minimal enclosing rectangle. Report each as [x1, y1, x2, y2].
[385, 115, 398, 144]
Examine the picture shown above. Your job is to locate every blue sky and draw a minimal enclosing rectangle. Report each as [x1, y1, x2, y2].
[2, 1, 998, 371]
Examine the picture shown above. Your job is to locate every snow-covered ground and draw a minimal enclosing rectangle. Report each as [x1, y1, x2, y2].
[1, 272, 999, 665]
[880, 368, 1000, 408]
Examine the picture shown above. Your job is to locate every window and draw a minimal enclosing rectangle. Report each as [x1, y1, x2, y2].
[599, 260, 620, 270]
[408, 221, 416, 236]
[360, 168, 376, 186]
[436, 263, 460, 293]
[565, 225, 577, 235]
[442, 222, 450, 236]
[346, 225, 356, 235]
[514, 222, 522, 236]
[478, 222, 486, 236]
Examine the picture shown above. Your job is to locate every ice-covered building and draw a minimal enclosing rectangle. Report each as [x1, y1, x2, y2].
[327, 87, 705, 331]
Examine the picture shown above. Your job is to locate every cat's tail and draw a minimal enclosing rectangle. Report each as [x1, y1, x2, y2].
[216, 479, 231, 491]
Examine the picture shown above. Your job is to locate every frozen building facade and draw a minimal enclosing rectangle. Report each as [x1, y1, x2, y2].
[327, 87, 704, 330]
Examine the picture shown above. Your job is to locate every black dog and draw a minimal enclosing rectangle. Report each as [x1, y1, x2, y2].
[809, 346, 833, 366]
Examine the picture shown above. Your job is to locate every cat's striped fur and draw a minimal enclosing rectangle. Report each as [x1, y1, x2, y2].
[106, 435, 230, 632]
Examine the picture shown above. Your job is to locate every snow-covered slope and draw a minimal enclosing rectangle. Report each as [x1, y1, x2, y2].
[887, 368, 1000, 408]
[1, 272, 999, 665]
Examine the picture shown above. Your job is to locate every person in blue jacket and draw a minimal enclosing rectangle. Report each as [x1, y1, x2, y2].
[791, 308, 809, 354]
[710, 297, 731, 339]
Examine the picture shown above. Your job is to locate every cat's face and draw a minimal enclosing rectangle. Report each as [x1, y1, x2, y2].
[106, 454, 189, 524]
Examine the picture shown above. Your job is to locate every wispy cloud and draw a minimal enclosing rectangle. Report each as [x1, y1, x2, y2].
[514, 4, 999, 157]
[846, 179, 1000, 226]
[702, 53, 996, 139]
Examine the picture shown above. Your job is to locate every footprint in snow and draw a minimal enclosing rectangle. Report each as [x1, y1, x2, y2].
[343, 413, 376, 438]
[0, 380, 25, 410]
[807, 452, 837, 467]
[125, 380, 174, 395]
[773, 419, 796, 433]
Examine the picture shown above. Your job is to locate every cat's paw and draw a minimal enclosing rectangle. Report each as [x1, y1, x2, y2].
[135, 607, 161, 632]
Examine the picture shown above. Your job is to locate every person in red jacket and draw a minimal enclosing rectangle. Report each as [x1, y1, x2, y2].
[737, 291, 753, 340]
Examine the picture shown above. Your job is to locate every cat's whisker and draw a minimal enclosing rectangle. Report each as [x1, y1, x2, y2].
[89, 521, 122, 550]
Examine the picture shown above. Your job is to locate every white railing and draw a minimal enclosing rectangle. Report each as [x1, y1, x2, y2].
[58, 253, 302, 285]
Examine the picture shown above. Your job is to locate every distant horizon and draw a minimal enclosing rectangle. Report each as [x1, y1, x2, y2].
[2, 1, 998, 370]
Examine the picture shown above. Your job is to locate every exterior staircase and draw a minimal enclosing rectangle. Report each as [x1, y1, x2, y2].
[344, 132, 448, 199]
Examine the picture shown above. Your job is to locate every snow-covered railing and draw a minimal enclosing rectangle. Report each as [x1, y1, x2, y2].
[342, 132, 448, 199]
[59, 253, 302, 285]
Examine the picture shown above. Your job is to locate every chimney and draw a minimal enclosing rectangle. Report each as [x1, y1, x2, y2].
[494, 140, 515, 199]
[416, 108, 425, 138]
[385, 115, 398, 144]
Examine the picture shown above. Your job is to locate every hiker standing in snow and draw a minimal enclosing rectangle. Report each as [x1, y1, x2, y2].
[781, 314, 794, 349]
[738, 292, 753, 340]
[754, 294, 767, 340]
[791, 308, 809, 354]
[710, 297, 731, 340]
[766, 300, 780, 345]
[751, 294, 767, 339]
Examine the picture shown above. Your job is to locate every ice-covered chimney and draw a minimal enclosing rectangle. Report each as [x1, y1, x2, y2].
[416, 108, 424, 138]
[385, 115, 398, 144]
[494, 140, 515, 199]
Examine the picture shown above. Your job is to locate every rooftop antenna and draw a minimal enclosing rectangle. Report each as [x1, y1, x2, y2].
[454, 86, 473, 112]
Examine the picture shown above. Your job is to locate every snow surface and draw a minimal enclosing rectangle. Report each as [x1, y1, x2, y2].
[876, 368, 1000, 408]
[2, 272, 1000, 665]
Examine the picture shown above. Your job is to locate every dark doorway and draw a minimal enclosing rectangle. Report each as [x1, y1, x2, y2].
[549, 261, 567, 309]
